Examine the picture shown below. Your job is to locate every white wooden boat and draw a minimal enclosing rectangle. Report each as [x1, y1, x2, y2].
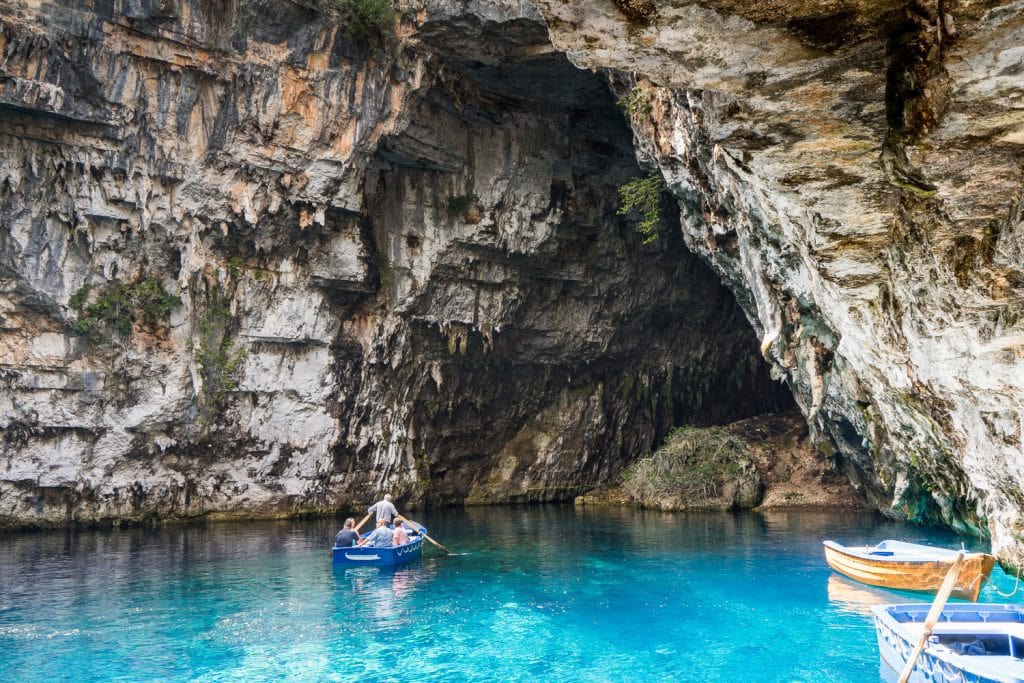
[874, 603, 1024, 682]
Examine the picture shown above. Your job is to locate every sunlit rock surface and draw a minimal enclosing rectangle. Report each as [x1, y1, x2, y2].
[0, 0, 789, 528]
[531, 0, 1024, 565]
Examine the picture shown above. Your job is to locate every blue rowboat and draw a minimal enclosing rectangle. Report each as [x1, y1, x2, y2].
[873, 603, 1024, 683]
[332, 536, 424, 567]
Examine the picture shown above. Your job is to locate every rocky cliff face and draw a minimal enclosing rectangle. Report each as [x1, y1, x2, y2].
[4, 0, 1022, 568]
[0, 0, 789, 528]
[532, 0, 1024, 565]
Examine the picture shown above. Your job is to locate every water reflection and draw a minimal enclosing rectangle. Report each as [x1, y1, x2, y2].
[827, 575, 893, 617]
[332, 563, 432, 629]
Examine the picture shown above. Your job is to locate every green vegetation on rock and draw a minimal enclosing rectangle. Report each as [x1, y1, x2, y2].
[226, 255, 245, 280]
[617, 173, 665, 243]
[446, 194, 479, 217]
[193, 276, 247, 422]
[612, 0, 658, 23]
[621, 425, 753, 505]
[316, 0, 394, 40]
[618, 88, 652, 117]
[197, 341, 248, 413]
[69, 279, 181, 344]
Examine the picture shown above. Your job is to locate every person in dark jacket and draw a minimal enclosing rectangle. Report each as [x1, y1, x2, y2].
[334, 518, 360, 547]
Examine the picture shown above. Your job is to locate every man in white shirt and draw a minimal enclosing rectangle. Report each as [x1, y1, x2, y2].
[367, 493, 399, 525]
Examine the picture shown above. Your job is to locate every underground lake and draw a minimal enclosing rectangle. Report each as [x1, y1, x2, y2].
[1, 506, 1020, 682]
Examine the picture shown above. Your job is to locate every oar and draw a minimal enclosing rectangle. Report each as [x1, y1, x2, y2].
[353, 513, 372, 534]
[396, 515, 451, 555]
[897, 551, 965, 683]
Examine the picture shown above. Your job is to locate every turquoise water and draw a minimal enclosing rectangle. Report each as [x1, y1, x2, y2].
[1, 507, 1021, 682]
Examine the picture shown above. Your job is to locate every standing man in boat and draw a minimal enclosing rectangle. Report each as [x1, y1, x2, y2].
[367, 493, 400, 526]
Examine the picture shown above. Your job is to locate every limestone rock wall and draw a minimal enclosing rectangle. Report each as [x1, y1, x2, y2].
[0, 0, 788, 527]
[9, 0, 1020, 568]
[532, 0, 1024, 565]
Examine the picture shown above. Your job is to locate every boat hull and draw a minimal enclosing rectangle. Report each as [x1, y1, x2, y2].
[823, 541, 996, 601]
[332, 537, 423, 567]
[873, 603, 1024, 683]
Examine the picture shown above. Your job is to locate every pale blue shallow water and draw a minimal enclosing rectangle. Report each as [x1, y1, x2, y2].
[1, 506, 1021, 682]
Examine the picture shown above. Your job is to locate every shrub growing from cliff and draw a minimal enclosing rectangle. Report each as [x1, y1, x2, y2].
[446, 194, 481, 222]
[613, 0, 658, 23]
[617, 173, 665, 243]
[618, 88, 652, 117]
[196, 341, 248, 412]
[69, 279, 181, 344]
[317, 0, 394, 41]
[621, 426, 754, 505]
[192, 276, 247, 423]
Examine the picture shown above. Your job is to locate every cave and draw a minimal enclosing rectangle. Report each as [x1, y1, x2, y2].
[7, 5, 1024, 679]
[324, 15, 797, 504]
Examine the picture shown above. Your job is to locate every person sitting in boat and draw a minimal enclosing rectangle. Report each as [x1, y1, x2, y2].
[392, 522, 410, 546]
[334, 518, 360, 548]
[367, 494, 400, 525]
[358, 519, 395, 548]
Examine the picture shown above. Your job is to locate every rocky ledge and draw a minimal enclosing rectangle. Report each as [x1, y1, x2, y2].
[577, 411, 859, 511]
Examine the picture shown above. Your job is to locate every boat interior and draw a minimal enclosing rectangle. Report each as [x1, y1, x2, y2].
[830, 540, 981, 561]
[887, 606, 1024, 676]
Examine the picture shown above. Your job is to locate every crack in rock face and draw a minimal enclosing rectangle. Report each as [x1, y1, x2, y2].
[0, 1, 791, 529]
[531, 0, 1024, 566]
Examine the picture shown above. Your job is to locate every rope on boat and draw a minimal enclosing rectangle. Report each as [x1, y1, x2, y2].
[992, 563, 1022, 598]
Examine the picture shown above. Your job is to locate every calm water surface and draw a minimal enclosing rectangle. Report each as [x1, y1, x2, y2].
[1, 507, 1021, 682]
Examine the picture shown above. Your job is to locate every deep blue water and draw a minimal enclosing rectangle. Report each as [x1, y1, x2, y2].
[1, 506, 1021, 682]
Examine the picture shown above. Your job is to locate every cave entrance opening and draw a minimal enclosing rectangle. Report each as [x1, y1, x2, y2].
[330, 16, 798, 506]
